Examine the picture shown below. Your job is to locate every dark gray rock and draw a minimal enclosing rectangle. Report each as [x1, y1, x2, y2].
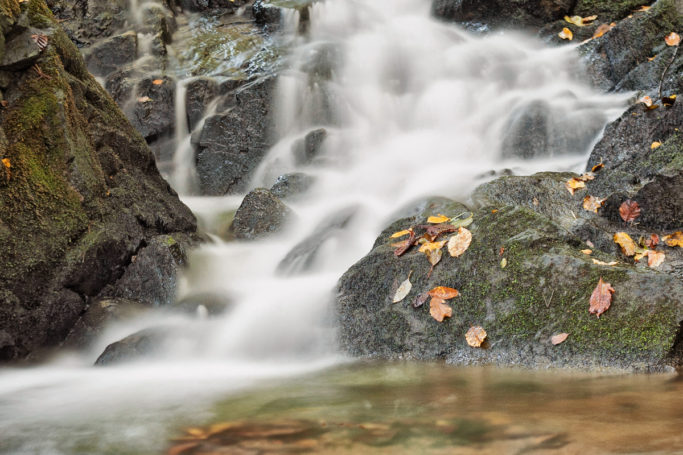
[0, 28, 45, 71]
[232, 188, 293, 240]
[196, 77, 275, 195]
[253, 0, 282, 28]
[130, 75, 176, 141]
[292, 128, 327, 165]
[185, 77, 219, 132]
[615, 46, 683, 95]
[85, 31, 138, 76]
[94, 327, 169, 365]
[180, 0, 247, 12]
[270, 172, 314, 200]
[432, 0, 573, 30]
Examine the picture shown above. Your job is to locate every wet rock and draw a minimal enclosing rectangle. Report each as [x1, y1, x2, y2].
[432, 0, 574, 30]
[94, 327, 169, 365]
[196, 77, 275, 195]
[0, 27, 45, 71]
[292, 128, 327, 165]
[185, 77, 219, 131]
[270, 172, 314, 200]
[130, 75, 176, 141]
[180, 0, 247, 12]
[616, 46, 683, 94]
[52, 0, 129, 45]
[84, 31, 138, 76]
[336, 203, 683, 371]
[253, 0, 282, 28]
[232, 188, 293, 240]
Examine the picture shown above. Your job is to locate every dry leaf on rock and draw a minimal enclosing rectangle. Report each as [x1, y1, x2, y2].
[420, 223, 457, 241]
[152, 79, 164, 85]
[592, 258, 617, 266]
[427, 214, 450, 224]
[447, 227, 472, 257]
[662, 95, 677, 106]
[638, 95, 659, 110]
[651, 141, 662, 149]
[619, 200, 641, 222]
[643, 234, 660, 248]
[558, 27, 574, 40]
[137, 96, 153, 103]
[551, 333, 569, 345]
[429, 298, 452, 322]
[614, 232, 637, 256]
[390, 229, 412, 239]
[592, 22, 616, 39]
[392, 272, 413, 303]
[565, 177, 586, 195]
[589, 278, 614, 318]
[1, 158, 10, 169]
[428, 286, 459, 300]
[465, 326, 487, 347]
[591, 162, 604, 172]
[413, 291, 430, 308]
[564, 15, 597, 26]
[665, 32, 681, 46]
[394, 230, 417, 256]
[581, 249, 592, 255]
[500, 258, 507, 268]
[647, 250, 665, 268]
[583, 195, 606, 213]
[662, 231, 682, 247]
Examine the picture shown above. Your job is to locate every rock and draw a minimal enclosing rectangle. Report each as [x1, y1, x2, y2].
[130, 75, 176, 141]
[0, 27, 44, 71]
[270, 172, 314, 200]
[84, 31, 138, 76]
[52, 0, 129, 46]
[0, 0, 197, 361]
[94, 327, 169, 365]
[185, 77, 219, 132]
[616, 46, 683, 94]
[180, 0, 247, 12]
[196, 77, 275, 195]
[573, 0, 655, 24]
[432, 0, 574, 30]
[336, 203, 683, 371]
[252, 0, 282, 28]
[232, 188, 293, 240]
[292, 128, 327, 165]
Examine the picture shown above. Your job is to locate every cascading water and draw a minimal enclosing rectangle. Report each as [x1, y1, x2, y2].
[0, 1, 630, 453]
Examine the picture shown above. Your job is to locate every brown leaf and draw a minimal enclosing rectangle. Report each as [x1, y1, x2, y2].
[0, 100, 7, 107]
[428, 286, 459, 300]
[558, 27, 573, 40]
[465, 326, 487, 347]
[425, 247, 443, 277]
[591, 162, 604, 172]
[662, 94, 677, 106]
[582, 195, 606, 213]
[589, 278, 614, 318]
[551, 333, 569, 345]
[418, 223, 457, 242]
[565, 177, 586, 195]
[31, 33, 48, 50]
[619, 200, 641, 222]
[152, 78, 165, 85]
[394, 230, 416, 256]
[592, 22, 616, 39]
[413, 291, 430, 308]
[447, 227, 472, 257]
[662, 231, 682, 247]
[429, 298, 452, 322]
[427, 214, 449, 224]
[665, 32, 681, 46]
[614, 232, 637, 256]
[644, 234, 659, 248]
[647, 250, 665, 268]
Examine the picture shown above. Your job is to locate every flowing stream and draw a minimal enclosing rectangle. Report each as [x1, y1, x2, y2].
[0, 0, 640, 453]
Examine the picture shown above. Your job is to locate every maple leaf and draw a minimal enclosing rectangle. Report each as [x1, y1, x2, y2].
[647, 250, 665, 268]
[392, 271, 413, 303]
[429, 297, 452, 322]
[558, 27, 573, 40]
[614, 232, 637, 256]
[447, 227, 472, 257]
[619, 200, 641, 222]
[390, 229, 412, 239]
[465, 326, 487, 347]
[589, 278, 614, 318]
[428, 286, 459, 300]
[551, 333, 569, 345]
[662, 231, 682, 247]
[665, 32, 681, 46]
[582, 195, 606, 213]
[565, 177, 586, 195]
[427, 214, 449, 224]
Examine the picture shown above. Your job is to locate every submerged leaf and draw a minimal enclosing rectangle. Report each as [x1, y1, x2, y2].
[449, 212, 474, 228]
[447, 227, 472, 257]
[428, 286, 459, 300]
[551, 333, 569, 345]
[619, 200, 641, 222]
[614, 232, 637, 256]
[589, 278, 614, 318]
[392, 272, 413, 303]
[465, 326, 487, 347]
[429, 298, 452, 322]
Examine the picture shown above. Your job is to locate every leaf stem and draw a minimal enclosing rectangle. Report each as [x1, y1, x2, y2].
[658, 45, 679, 100]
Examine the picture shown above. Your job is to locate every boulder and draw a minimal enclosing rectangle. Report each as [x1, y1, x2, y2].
[432, 0, 574, 30]
[179, 0, 247, 12]
[292, 128, 327, 165]
[94, 327, 169, 365]
[130, 75, 176, 141]
[84, 31, 138, 76]
[270, 172, 314, 200]
[0, 27, 44, 71]
[231, 188, 293, 240]
[185, 77, 219, 131]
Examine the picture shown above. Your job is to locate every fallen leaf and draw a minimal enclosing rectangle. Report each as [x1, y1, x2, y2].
[665, 32, 681, 46]
[592, 22, 616, 39]
[137, 96, 153, 103]
[427, 214, 450, 224]
[583, 195, 606, 213]
[586, 240, 595, 248]
[167, 442, 200, 455]
[662, 94, 677, 106]
[449, 212, 474, 228]
[394, 230, 417, 256]
[558, 27, 574, 40]
[638, 95, 659, 110]
[651, 141, 662, 149]
[643, 234, 660, 248]
[425, 247, 443, 276]
[662, 231, 683, 247]
[581, 249, 592, 255]
[392, 271, 413, 303]
[648, 55, 657, 61]
[591, 162, 604, 172]
[634, 250, 648, 262]
[429, 298, 452, 322]
[592, 258, 618, 266]
[633, 5, 650, 11]
[152, 79, 165, 85]
[413, 291, 430, 308]
[390, 229, 412, 239]
[31, 33, 48, 50]
[0, 100, 7, 107]
[465, 326, 487, 347]
[619, 200, 641, 222]
[491, 209, 498, 213]
[419, 223, 457, 241]
[551, 333, 569, 345]
[418, 239, 447, 254]
[614, 232, 637, 256]
[532, 197, 539, 206]
[499, 246, 505, 256]
[589, 278, 614, 318]
[565, 177, 586, 195]
[647, 250, 665, 268]
[447, 227, 472, 257]
[500, 258, 507, 268]
[2, 158, 10, 169]
[428, 286, 459, 300]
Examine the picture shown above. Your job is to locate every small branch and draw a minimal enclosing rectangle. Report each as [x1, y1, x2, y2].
[658, 45, 679, 100]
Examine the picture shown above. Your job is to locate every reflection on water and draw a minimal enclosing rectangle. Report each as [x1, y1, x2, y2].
[169, 363, 683, 454]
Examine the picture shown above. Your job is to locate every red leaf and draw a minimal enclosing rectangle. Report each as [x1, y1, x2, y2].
[619, 200, 641, 222]
[589, 278, 614, 318]
[393, 230, 416, 256]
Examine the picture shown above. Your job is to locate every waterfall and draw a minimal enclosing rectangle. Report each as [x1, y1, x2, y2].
[0, 1, 630, 452]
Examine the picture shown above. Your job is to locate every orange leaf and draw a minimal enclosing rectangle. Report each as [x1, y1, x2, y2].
[643, 233, 659, 248]
[592, 22, 616, 39]
[428, 286, 459, 300]
[427, 214, 449, 224]
[429, 297, 452, 322]
[662, 231, 682, 247]
[152, 78, 165, 85]
[638, 95, 659, 110]
[591, 162, 604, 172]
[558, 27, 573, 40]
[582, 195, 606, 213]
[137, 96, 153, 103]
[589, 278, 614, 318]
[581, 249, 592, 255]
[1, 158, 10, 169]
[465, 326, 487, 347]
[614, 232, 637, 256]
[619, 200, 641, 222]
[662, 94, 677, 106]
[633, 5, 650, 12]
[647, 250, 665, 268]
[647, 55, 657, 61]
[565, 177, 586, 195]
[418, 239, 447, 254]
[551, 333, 569, 345]
[665, 32, 681, 46]
[390, 229, 412, 239]
[447, 227, 472, 257]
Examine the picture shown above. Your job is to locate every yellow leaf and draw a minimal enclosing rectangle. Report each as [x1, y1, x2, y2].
[662, 231, 683, 247]
[427, 214, 450, 224]
[592, 258, 618, 266]
[565, 177, 586, 195]
[152, 79, 164, 85]
[614, 232, 637, 256]
[651, 141, 662, 149]
[425, 247, 443, 268]
[558, 27, 574, 40]
[390, 229, 412, 239]
[465, 326, 487, 347]
[429, 298, 452, 322]
[564, 15, 597, 26]
[582, 195, 606, 213]
[647, 250, 665, 268]
[591, 162, 604, 172]
[665, 32, 681, 46]
[1, 158, 10, 169]
[581, 249, 592, 255]
[500, 258, 507, 268]
[418, 240, 447, 253]
[392, 272, 413, 303]
[447, 227, 472, 257]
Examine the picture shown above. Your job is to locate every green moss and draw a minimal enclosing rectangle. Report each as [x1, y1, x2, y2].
[26, 0, 53, 28]
[573, 0, 649, 22]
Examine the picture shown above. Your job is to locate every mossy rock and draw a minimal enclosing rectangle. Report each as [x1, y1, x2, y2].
[337, 203, 683, 372]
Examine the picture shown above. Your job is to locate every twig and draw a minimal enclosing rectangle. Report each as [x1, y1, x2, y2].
[658, 45, 679, 100]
